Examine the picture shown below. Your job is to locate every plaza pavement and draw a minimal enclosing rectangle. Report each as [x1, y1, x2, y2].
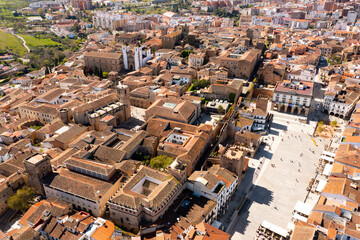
[229, 115, 331, 240]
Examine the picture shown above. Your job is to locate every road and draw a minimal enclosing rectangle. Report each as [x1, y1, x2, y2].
[12, 33, 30, 53]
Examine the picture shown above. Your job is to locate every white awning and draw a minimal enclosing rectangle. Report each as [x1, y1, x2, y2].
[292, 213, 308, 222]
[322, 151, 336, 158]
[287, 222, 295, 231]
[261, 220, 288, 237]
[294, 201, 312, 216]
[316, 180, 327, 192]
[321, 155, 334, 163]
[322, 164, 333, 176]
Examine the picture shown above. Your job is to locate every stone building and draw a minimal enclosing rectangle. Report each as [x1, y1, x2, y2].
[108, 164, 182, 232]
[115, 33, 145, 45]
[129, 86, 157, 109]
[24, 154, 53, 195]
[67, 85, 130, 130]
[144, 118, 212, 176]
[220, 49, 261, 80]
[234, 131, 262, 157]
[258, 62, 286, 85]
[220, 145, 247, 179]
[43, 159, 123, 217]
[84, 52, 123, 73]
[189, 52, 205, 70]
[145, 99, 198, 124]
[18, 104, 59, 124]
[161, 31, 182, 49]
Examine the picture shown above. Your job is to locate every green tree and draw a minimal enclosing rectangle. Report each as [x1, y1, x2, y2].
[37, 8, 45, 18]
[8, 186, 35, 212]
[102, 71, 109, 78]
[149, 155, 173, 170]
[180, 50, 193, 59]
[193, 79, 210, 90]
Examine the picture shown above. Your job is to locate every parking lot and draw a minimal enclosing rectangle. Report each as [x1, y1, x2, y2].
[229, 114, 330, 240]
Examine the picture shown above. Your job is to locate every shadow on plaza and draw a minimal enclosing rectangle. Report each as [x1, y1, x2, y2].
[254, 144, 273, 160]
[270, 122, 288, 131]
[118, 117, 145, 129]
[233, 185, 274, 235]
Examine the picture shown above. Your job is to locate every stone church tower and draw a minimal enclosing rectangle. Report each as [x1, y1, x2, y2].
[24, 154, 53, 195]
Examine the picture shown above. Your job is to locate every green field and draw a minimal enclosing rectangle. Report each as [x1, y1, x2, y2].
[0, 0, 28, 6]
[18, 34, 61, 49]
[0, 30, 27, 56]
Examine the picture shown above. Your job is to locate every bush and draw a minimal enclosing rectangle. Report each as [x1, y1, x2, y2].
[318, 121, 324, 126]
[8, 186, 35, 212]
[218, 105, 225, 114]
[180, 50, 193, 59]
[102, 71, 109, 78]
[187, 84, 194, 92]
[30, 125, 42, 130]
[330, 121, 337, 127]
[149, 155, 173, 170]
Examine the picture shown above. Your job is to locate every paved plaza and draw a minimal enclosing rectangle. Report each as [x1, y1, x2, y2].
[229, 114, 331, 240]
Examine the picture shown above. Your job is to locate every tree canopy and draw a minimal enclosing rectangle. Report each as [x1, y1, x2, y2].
[149, 155, 173, 170]
[193, 79, 210, 90]
[8, 186, 35, 212]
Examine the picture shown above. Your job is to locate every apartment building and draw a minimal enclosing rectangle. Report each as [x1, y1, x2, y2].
[188, 165, 238, 216]
[323, 86, 359, 118]
[92, 11, 129, 30]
